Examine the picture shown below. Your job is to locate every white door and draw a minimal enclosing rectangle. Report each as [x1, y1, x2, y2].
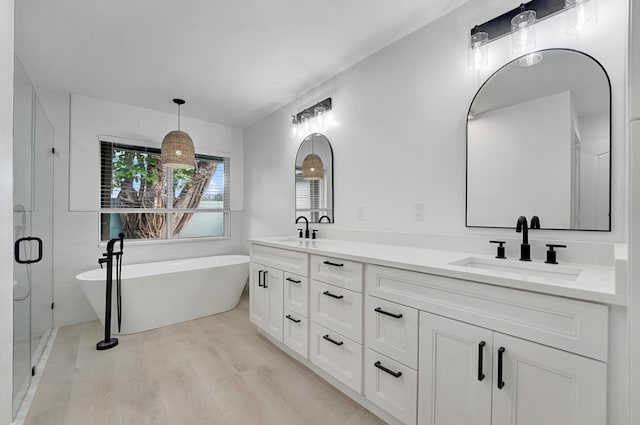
[491, 333, 607, 425]
[263, 267, 284, 342]
[418, 312, 493, 425]
[249, 262, 268, 330]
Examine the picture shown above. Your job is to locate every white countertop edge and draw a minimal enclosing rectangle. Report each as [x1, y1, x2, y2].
[250, 238, 625, 307]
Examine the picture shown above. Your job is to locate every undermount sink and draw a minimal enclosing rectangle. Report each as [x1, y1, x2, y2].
[450, 257, 582, 282]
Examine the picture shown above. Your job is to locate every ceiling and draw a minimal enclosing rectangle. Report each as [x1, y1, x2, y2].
[15, 0, 470, 127]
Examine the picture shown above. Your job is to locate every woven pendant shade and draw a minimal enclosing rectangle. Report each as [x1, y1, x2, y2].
[161, 130, 196, 169]
[302, 153, 324, 180]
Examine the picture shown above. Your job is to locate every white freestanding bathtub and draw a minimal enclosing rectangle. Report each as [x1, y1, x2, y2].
[76, 255, 249, 334]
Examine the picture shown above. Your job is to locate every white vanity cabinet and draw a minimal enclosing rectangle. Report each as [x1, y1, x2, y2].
[309, 254, 365, 393]
[249, 245, 309, 353]
[249, 241, 614, 425]
[366, 265, 609, 425]
[249, 263, 284, 341]
[418, 312, 606, 425]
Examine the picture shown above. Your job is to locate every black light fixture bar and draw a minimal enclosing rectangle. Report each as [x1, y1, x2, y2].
[471, 0, 568, 41]
[293, 98, 332, 123]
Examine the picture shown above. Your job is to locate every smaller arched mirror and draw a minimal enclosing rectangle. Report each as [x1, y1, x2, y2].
[295, 133, 334, 223]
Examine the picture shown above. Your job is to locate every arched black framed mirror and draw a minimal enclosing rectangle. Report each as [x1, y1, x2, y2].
[466, 49, 611, 231]
[295, 133, 334, 223]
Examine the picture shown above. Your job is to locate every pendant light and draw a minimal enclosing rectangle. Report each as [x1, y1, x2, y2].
[302, 134, 324, 180]
[161, 98, 196, 169]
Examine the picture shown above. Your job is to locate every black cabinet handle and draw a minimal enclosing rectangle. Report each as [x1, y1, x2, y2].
[374, 361, 402, 378]
[497, 347, 505, 389]
[263, 270, 269, 288]
[14, 236, 43, 264]
[286, 277, 302, 284]
[478, 341, 486, 381]
[323, 290, 344, 299]
[323, 260, 344, 267]
[258, 270, 264, 287]
[285, 314, 301, 324]
[323, 334, 344, 346]
[374, 307, 403, 319]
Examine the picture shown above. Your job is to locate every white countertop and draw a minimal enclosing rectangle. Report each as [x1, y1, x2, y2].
[250, 237, 624, 306]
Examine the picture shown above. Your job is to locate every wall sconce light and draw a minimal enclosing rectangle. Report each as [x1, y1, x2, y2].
[468, 0, 597, 70]
[565, 0, 597, 35]
[290, 98, 333, 138]
[468, 28, 489, 71]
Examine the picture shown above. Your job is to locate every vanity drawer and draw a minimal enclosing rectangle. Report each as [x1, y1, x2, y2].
[284, 272, 308, 316]
[309, 321, 362, 393]
[310, 280, 363, 343]
[364, 349, 417, 425]
[283, 309, 308, 359]
[366, 264, 609, 361]
[250, 244, 309, 276]
[311, 255, 363, 292]
[365, 296, 418, 369]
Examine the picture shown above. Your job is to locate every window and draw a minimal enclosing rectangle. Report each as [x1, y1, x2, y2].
[100, 141, 230, 242]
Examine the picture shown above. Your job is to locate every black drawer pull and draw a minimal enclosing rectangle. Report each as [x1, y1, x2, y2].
[323, 260, 344, 267]
[497, 347, 505, 389]
[323, 334, 344, 346]
[263, 270, 269, 288]
[478, 341, 486, 381]
[323, 290, 344, 299]
[374, 307, 403, 319]
[374, 361, 402, 378]
[286, 277, 302, 284]
[258, 270, 264, 287]
[286, 314, 301, 324]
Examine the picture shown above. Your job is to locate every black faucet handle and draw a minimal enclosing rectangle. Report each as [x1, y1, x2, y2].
[312, 229, 318, 240]
[490, 240, 506, 259]
[297, 228, 303, 238]
[545, 244, 567, 264]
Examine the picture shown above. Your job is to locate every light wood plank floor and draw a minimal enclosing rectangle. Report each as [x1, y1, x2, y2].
[24, 292, 384, 425]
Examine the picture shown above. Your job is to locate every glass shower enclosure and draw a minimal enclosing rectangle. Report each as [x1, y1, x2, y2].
[12, 58, 55, 418]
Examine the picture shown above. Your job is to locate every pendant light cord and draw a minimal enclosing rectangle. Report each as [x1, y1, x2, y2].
[177, 104, 181, 131]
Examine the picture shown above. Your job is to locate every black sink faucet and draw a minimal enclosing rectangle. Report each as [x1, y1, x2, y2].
[296, 216, 310, 238]
[318, 215, 332, 223]
[515, 215, 540, 261]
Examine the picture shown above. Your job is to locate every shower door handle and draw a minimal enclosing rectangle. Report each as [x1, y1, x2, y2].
[14, 236, 43, 264]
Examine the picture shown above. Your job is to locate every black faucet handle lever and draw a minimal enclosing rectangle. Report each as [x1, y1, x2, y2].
[489, 240, 506, 259]
[545, 244, 567, 264]
[297, 228, 303, 238]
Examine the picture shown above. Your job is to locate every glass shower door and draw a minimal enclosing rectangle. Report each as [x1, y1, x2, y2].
[12, 58, 54, 419]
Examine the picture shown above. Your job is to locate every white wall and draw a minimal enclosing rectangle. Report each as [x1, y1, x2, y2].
[467, 92, 572, 228]
[244, 0, 628, 247]
[0, 1, 14, 424]
[37, 92, 246, 327]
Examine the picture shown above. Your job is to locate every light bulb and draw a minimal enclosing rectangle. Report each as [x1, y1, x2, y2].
[301, 112, 312, 133]
[314, 105, 326, 132]
[468, 31, 488, 71]
[566, 0, 597, 35]
[290, 115, 298, 138]
[511, 10, 537, 56]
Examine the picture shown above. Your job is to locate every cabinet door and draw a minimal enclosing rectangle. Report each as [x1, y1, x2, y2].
[263, 267, 284, 342]
[249, 262, 268, 329]
[418, 312, 493, 425]
[283, 309, 308, 358]
[491, 333, 606, 425]
[284, 272, 308, 316]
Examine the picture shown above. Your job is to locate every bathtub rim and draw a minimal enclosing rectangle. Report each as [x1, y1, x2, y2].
[76, 254, 249, 282]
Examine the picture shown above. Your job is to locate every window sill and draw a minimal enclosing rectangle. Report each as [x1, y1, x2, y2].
[98, 235, 232, 248]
